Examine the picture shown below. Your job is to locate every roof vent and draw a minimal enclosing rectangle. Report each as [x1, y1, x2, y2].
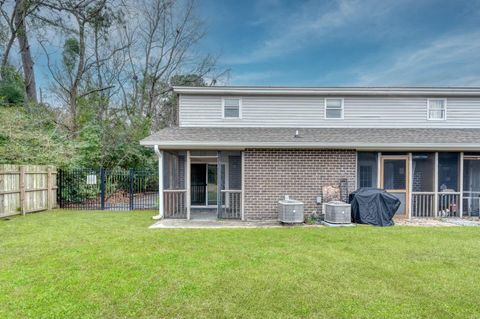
[294, 129, 300, 138]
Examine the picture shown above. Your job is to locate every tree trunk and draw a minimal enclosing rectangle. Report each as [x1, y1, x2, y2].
[1, 34, 16, 68]
[69, 89, 78, 133]
[14, 0, 37, 103]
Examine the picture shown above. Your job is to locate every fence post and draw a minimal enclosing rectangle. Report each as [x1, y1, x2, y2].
[19, 165, 25, 215]
[129, 169, 134, 210]
[57, 169, 63, 208]
[100, 168, 105, 210]
[47, 166, 53, 210]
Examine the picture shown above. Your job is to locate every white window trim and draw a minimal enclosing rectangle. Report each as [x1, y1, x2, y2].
[427, 98, 447, 121]
[222, 97, 242, 120]
[324, 98, 344, 120]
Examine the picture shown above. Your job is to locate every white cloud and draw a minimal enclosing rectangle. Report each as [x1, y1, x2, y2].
[223, 0, 410, 65]
[352, 31, 480, 86]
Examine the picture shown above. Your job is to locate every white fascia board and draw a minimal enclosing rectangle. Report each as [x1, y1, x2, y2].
[172, 86, 480, 97]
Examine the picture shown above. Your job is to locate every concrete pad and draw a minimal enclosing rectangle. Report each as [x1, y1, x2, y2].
[443, 218, 480, 226]
[321, 221, 355, 227]
[150, 219, 284, 229]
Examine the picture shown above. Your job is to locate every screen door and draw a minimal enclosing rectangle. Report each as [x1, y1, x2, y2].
[381, 156, 409, 216]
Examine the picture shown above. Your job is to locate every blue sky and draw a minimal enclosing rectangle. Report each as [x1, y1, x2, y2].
[196, 0, 480, 86]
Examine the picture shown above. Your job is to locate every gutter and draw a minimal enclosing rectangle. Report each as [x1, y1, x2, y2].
[140, 141, 480, 151]
[172, 86, 480, 97]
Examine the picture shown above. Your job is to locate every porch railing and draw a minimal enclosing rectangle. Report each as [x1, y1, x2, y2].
[438, 192, 460, 217]
[463, 191, 480, 217]
[412, 192, 461, 217]
[164, 189, 187, 218]
[191, 184, 205, 205]
[412, 192, 435, 217]
[220, 190, 242, 219]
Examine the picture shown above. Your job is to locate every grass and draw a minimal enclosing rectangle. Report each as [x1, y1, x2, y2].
[1, 211, 480, 318]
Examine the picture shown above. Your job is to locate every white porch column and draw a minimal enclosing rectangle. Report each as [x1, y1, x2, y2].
[154, 145, 164, 220]
[408, 153, 413, 220]
[377, 152, 382, 188]
[434, 152, 439, 218]
[217, 151, 222, 217]
[241, 151, 245, 221]
[186, 151, 191, 220]
[460, 152, 464, 218]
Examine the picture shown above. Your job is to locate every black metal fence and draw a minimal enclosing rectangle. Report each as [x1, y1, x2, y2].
[57, 168, 158, 211]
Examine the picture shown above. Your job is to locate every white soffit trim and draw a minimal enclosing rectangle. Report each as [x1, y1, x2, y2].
[172, 86, 480, 97]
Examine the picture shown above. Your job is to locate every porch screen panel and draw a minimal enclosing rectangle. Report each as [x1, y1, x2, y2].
[438, 153, 460, 192]
[412, 153, 435, 217]
[463, 154, 480, 216]
[228, 155, 242, 190]
[162, 151, 186, 190]
[357, 152, 377, 188]
[438, 152, 460, 217]
[218, 151, 242, 219]
[162, 151, 187, 218]
[412, 153, 435, 192]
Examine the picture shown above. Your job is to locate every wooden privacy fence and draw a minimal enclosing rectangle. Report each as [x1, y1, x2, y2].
[0, 165, 57, 218]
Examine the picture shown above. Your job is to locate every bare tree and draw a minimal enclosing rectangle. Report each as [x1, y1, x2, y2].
[0, 0, 40, 102]
[39, 0, 114, 132]
[32, 0, 221, 133]
[0, 0, 18, 68]
[121, 0, 213, 125]
[14, 0, 37, 102]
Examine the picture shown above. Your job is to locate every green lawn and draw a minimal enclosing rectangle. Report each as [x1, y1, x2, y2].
[1, 211, 480, 318]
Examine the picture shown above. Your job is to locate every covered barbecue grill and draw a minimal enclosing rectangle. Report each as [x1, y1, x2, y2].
[349, 188, 401, 226]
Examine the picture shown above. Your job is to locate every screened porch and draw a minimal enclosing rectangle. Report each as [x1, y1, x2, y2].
[159, 150, 243, 220]
[358, 152, 480, 218]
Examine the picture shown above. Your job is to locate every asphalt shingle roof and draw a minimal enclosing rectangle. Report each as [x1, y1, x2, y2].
[140, 127, 480, 150]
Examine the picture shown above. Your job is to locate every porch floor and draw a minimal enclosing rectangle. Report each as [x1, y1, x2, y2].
[190, 209, 217, 221]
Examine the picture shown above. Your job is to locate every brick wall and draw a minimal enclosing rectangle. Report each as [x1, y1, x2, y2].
[243, 149, 357, 220]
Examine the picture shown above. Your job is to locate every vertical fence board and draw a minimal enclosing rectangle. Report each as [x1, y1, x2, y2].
[0, 164, 57, 218]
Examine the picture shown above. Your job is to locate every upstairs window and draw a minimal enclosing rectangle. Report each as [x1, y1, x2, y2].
[325, 98, 344, 119]
[427, 98, 446, 120]
[223, 98, 241, 119]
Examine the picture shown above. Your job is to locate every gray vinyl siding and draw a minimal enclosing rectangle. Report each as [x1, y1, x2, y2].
[179, 94, 480, 128]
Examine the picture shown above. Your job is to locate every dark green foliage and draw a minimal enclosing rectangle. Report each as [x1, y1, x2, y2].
[0, 66, 25, 106]
[0, 107, 77, 167]
[62, 38, 80, 74]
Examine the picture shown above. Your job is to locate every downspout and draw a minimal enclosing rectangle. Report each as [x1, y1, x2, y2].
[153, 145, 164, 220]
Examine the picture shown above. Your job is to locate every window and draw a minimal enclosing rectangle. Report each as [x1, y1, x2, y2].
[427, 98, 446, 120]
[223, 98, 241, 118]
[325, 98, 344, 119]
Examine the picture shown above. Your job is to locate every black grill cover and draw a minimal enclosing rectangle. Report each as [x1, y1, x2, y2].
[348, 188, 401, 226]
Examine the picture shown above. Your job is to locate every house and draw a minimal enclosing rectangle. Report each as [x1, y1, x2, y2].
[140, 86, 480, 221]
